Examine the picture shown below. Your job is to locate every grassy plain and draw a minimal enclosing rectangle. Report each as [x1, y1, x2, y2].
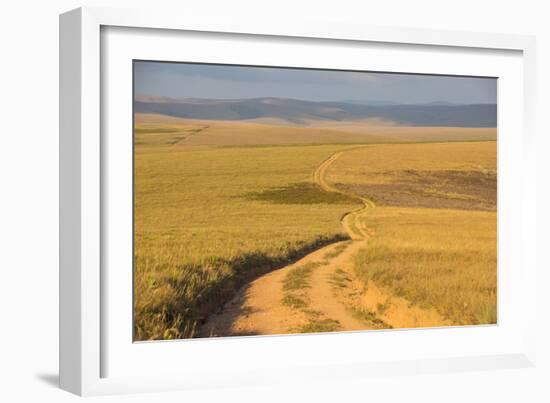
[327, 142, 497, 211]
[134, 135, 361, 340]
[134, 116, 497, 340]
[135, 114, 393, 146]
[352, 207, 497, 325]
[302, 120, 497, 142]
[135, 113, 497, 145]
[325, 142, 497, 324]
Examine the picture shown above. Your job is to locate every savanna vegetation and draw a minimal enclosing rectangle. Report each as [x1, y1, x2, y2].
[352, 207, 497, 325]
[324, 142, 497, 324]
[134, 116, 497, 340]
[134, 125, 361, 340]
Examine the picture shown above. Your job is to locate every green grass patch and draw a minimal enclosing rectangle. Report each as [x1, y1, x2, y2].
[329, 268, 352, 289]
[299, 318, 341, 333]
[281, 294, 308, 309]
[349, 307, 390, 329]
[323, 242, 350, 259]
[282, 262, 322, 292]
[301, 309, 323, 318]
[245, 182, 357, 205]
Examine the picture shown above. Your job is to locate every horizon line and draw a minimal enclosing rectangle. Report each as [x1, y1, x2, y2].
[134, 94, 497, 106]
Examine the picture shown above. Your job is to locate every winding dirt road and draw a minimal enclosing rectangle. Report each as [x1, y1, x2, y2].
[199, 149, 448, 337]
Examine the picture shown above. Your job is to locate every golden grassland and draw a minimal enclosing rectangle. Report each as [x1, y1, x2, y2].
[134, 117, 497, 339]
[326, 141, 497, 211]
[353, 207, 496, 324]
[325, 142, 497, 324]
[135, 113, 496, 144]
[134, 115, 393, 147]
[303, 120, 497, 142]
[326, 141, 496, 182]
[135, 140, 361, 340]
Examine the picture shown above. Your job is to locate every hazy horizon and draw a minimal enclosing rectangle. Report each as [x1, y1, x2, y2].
[134, 93, 496, 106]
[134, 61, 497, 105]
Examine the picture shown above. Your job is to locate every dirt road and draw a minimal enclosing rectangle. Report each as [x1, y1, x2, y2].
[199, 149, 448, 337]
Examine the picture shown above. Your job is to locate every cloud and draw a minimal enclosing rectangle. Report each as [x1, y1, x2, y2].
[134, 61, 496, 104]
[135, 62, 379, 86]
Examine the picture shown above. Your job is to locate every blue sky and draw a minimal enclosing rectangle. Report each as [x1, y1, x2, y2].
[134, 61, 497, 104]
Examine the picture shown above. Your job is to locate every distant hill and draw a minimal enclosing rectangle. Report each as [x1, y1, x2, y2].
[134, 97, 497, 128]
[336, 99, 402, 106]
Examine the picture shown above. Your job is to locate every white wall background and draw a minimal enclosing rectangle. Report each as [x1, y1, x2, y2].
[0, 1, 548, 401]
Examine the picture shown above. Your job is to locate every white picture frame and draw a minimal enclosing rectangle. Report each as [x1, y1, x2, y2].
[59, 6, 537, 396]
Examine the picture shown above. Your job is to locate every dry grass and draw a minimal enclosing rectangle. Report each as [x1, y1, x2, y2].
[279, 262, 348, 334]
[298, 318, 341, 333]
[326, 142, 496, 183]
[280, 263, 316, 309]
[281, 262, 322, 292]
[134, 137, 361, 340]
[328, 141, 496, 211]
[136, 113, 497, 143]
[324, 142, 497, 325]
[135, 121, 497, 340]
[134, 116, 393, 147]
[353, 207, 497, 325]
[304, 120, 496, 142]
[323, 242, 350, 260]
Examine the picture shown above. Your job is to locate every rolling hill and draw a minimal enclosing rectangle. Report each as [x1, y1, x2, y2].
[134, 96, 497, 128]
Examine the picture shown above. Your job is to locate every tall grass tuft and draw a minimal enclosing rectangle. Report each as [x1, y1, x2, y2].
[134, 235, 346, 340]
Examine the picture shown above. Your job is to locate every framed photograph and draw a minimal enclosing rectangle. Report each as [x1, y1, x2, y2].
[60, 7, 537, 396]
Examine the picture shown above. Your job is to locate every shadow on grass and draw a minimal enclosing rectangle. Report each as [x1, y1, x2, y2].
[197, 284, 263, 338]
[134, 233, 350, 341]
[243, 182, 356, 205]
[192, 235, 350, 334]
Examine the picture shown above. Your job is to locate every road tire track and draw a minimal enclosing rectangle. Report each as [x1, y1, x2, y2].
[200, 148, 448, 337]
